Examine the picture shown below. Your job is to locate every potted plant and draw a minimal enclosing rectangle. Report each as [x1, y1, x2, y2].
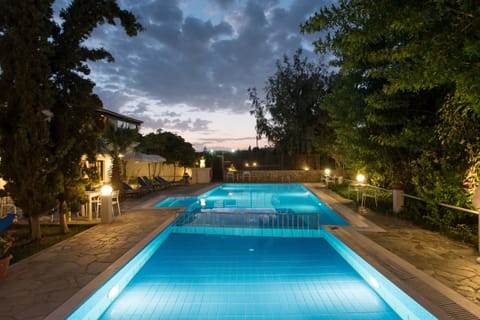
[0, 229, 14, 278]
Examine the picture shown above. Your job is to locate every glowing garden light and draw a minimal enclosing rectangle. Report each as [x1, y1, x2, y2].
[101, 185, 113, 196]
[356, 174, 365, 184]
[100, 185, 113, 224]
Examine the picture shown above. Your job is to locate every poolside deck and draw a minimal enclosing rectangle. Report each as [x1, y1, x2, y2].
[0, 182, 479, 319]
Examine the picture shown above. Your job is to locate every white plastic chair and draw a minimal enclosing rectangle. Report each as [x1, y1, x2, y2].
[112, 190, 121, 216]
[91, 196, 102, 219]
[361, 187, 378, 207]
[94, 190, 121, 218]
[226, 171, 234, 182]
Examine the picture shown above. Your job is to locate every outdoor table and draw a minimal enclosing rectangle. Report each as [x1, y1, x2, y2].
[83, 190, 101, 221]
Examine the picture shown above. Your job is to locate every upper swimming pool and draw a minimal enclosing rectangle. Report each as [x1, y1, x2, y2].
[155, 183, 348, 226]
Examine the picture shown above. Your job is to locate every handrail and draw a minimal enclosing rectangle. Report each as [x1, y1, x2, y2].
[403, 191, 478, 215]
[175, 211, 321, 230]
[344, 180, 479, 216]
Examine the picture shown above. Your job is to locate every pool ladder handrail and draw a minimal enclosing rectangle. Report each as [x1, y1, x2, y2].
[174, 211, 321, 230]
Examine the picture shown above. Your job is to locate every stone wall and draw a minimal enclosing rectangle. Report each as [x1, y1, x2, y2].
[226, 170, 324, 183]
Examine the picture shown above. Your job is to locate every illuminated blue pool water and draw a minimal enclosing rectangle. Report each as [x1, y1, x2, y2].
[155, 183, 348, 225]
[67, 184, 435, 319]
[101, 233, 399, 319]
[68, 226, 434, 319]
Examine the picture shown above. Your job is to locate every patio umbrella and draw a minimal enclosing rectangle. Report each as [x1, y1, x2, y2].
[122, 152, 166, 179]
[123, 152, 166, 162]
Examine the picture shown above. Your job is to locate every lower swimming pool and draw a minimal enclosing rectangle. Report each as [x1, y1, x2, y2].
[67, 226, 434, 319]
[102, 232, 399, 319]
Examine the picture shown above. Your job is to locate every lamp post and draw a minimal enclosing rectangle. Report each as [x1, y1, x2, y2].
[101, 185, 113, 224]
[355, 174, 365, 203]
[324, 168, 331, 186]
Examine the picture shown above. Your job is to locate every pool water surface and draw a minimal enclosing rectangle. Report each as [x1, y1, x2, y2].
[99, 233, 400, 319]
[155, 183, 348, 226]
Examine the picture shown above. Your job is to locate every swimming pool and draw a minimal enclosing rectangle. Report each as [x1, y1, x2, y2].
[155, 183, 348, 226]
[66, 184, 436, 319]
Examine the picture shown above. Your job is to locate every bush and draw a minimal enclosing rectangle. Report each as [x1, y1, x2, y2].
[328, 183, 477, 245]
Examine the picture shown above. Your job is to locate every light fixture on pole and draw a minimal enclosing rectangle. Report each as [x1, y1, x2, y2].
[355, 173, 365, 205]
[324, 168, 331, 186]
[101, 185, 113, 224]
[356, 173, 365, 184]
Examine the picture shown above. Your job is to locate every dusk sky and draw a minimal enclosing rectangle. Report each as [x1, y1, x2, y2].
[55, 0, 332, 151]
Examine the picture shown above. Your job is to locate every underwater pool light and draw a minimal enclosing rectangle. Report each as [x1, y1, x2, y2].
[108, 284, 120, 300]
[368, 276, 380, 289]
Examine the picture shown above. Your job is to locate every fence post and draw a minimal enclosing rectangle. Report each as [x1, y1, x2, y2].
[472, 187, 480, 260]
[392, 183, 404, 214]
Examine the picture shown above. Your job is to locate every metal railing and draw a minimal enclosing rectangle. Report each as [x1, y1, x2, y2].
[175, 211, 321, 231]
[343, 179, 479, 216]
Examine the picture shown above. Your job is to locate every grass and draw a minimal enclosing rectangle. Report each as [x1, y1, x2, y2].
[9, 224, 93, 264]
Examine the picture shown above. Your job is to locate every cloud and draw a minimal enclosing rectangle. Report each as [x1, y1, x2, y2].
[72, 0, 331, 149]
[208, 0, 237, 11]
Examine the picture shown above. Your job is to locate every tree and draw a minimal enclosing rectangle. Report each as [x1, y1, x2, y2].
[249, 49, 333, 169]
[0, 0, 142, 239]
[0, 1, 59, 240]
[301, 0, 480, 194]
[102, 122, 140, 191]
[302, 0, 480, 106]
[137, 130, 196, 180]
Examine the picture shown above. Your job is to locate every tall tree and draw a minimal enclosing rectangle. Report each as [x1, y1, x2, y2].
[249, 49, 333, 169]
[0, 0, 142, 239]
[302, 0, 480, 105]
[301, 0, 480, 194]
[0, 1, 58, 240]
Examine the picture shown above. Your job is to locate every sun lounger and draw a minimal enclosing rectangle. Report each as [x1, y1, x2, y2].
[142, 176, 168, 190]
[155, 176, 182, 186]
[0, 213, 16, 234]
[136, 177, 156, 190]
[121, 182, 151, 197]
[153, 176, 171, 187]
